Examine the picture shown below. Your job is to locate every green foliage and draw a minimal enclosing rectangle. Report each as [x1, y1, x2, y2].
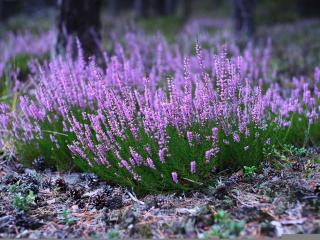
[58, 209, 78, 225]
[71, 117, 280, 194]
[9, 54, 31, 77]
[282, 144, 307, 157]
[243, 165, 257, 177]
[14, 104, 319, 194]
[13, 191, 35, 212]
[6, 19, 320, 194]
[106, 229, 120, 240]
[200, 210, 245, 240]
[0, 72, 11, 103]
[8, 183, 23, 193]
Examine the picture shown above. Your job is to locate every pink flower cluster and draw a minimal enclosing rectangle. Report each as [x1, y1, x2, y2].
[1, 30, 319, 186]
[63, 49, 318, 183]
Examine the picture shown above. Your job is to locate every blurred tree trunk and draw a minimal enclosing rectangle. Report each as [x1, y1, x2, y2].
[232, 0, 255, 39]
[164, 0, 178, 16]
[135, 0, 178, 18]
[56, 0, 102, 59]
[107, 0, 117, 17]
[0, 0, 23, 21]
[0, 1, 3, 21]
[134, 0, 149, 18]
[156, 0, 166, 16]
[183, 0, 192, 19]
[298, 0, 320, 17]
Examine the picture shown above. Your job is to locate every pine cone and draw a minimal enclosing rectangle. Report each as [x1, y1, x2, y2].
[106, 195, 123, 210]
[55, 178, 68, 192]
[32, 157, 46, 172]
[92, 191, 107, 210]
[69, 186, 84, 200]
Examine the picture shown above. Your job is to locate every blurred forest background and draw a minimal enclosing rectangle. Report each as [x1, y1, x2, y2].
[1, 0, 319, 38]
[1, 0, 320, 79]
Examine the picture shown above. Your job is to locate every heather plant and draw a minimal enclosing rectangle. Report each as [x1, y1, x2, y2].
[65, 49, 319, 193]
[1, 26, 319, 193]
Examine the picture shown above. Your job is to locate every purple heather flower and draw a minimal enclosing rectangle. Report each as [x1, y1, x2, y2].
[190, 161, 196, 173]
[158, 147, 168, 163]
[223, 139, 230, 145]
[5, 35, 320, 189]
[233, 132, 240, 143]
[195, 133, 201, 144]
[212, 127, 219, 140]
[129, 147, 143, 165]
[187, 131, 193, 145]
[171, 172, 178, 183]
[146, 158, 156, 170]
[144, 145, 152, 156]
[205, 147, 219, 163]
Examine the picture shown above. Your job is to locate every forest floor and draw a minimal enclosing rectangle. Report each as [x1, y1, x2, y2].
[0, 147, 320, 239]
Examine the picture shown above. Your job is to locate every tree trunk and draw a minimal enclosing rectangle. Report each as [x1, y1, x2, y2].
[183, 0, 192, 19]
[0, 0, 23, 22]
[232, 0, 255, 39]
[107, 0, 118, 17]
[56, 0, 102, 59]
[134, 0, 149, 18]
[165, 0, 178, 15]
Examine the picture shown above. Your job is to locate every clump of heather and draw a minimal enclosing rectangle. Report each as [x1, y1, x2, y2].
[66, 49, 319, 193]
[3, 35, 319, 192]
